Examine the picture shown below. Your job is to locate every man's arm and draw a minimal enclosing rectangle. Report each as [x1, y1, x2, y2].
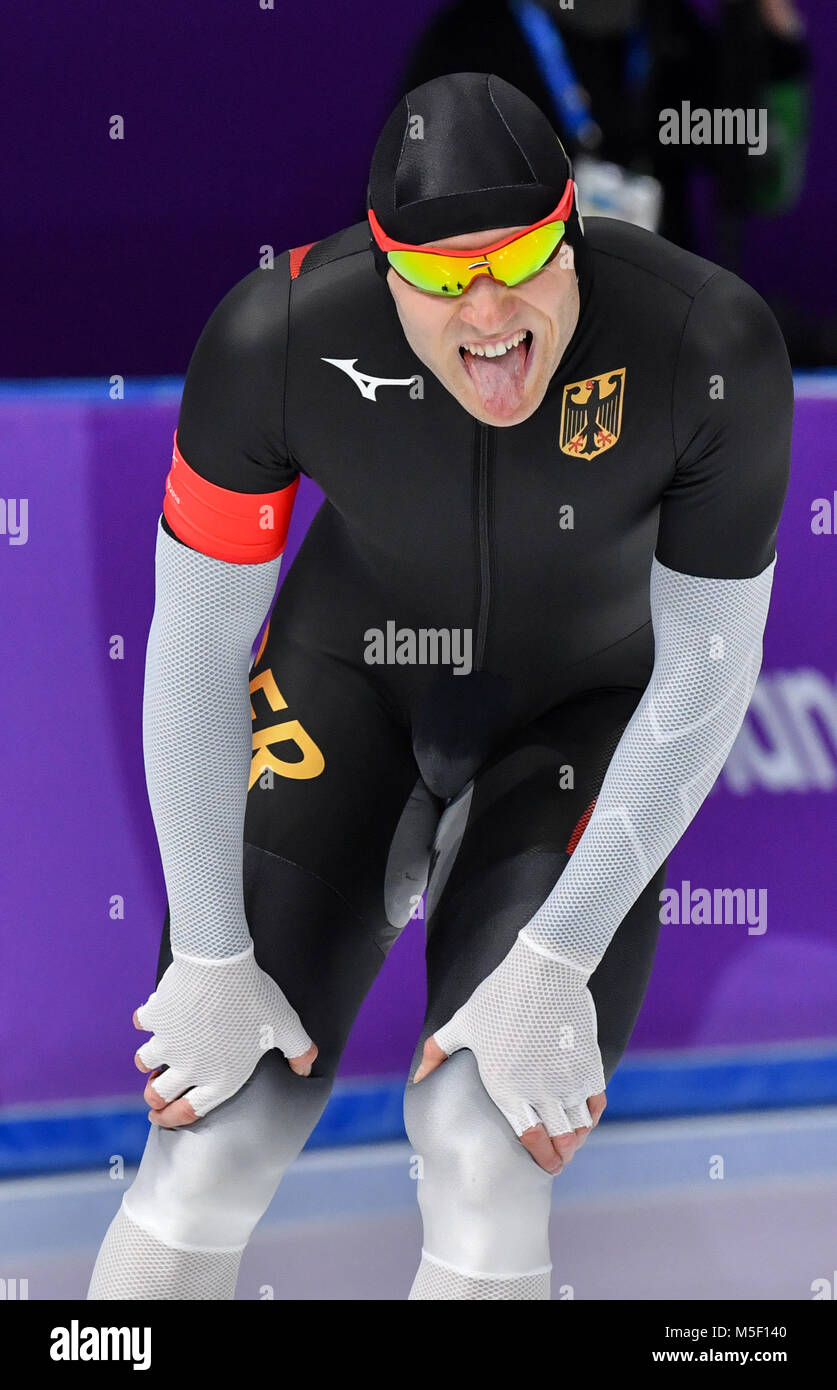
[520, 556, 774, 968]
[134, 263, 315, 1125]
[144, 451, 296, 959]
[524, 268, 793, 962]
[425, 268, 793, 1152]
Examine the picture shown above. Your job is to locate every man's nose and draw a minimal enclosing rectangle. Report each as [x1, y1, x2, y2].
[457, 272, 516, 324]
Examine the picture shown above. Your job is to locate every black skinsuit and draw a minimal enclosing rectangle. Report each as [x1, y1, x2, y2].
[156, 215, 791, 1116]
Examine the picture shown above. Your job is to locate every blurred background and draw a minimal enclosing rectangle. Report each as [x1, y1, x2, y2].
[2, 0, 837, 1300]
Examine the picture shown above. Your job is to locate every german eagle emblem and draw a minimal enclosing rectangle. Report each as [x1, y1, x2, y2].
[559, 368, 626, 460]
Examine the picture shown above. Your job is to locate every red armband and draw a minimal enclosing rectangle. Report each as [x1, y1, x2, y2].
[162, 432, 299, 564]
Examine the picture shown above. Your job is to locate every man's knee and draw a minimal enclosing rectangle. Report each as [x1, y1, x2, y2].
[404, 1050, 552, 1271]
[126, 1053, 332, 1248]
[406, 1051, 530, 1200]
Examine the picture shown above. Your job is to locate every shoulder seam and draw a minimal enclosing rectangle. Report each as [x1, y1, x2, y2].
[298, 244, 370, 275]
[592, 241, 720, 302]
[285, 239, 372, 477]
[669, 267, 725, 471]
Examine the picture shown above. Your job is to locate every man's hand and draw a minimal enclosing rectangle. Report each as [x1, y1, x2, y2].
[413, 934, 607, 1175]
[132, 944, 317, 1129]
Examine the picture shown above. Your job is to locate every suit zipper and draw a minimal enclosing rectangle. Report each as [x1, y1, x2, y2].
[472, 421, 495, 671]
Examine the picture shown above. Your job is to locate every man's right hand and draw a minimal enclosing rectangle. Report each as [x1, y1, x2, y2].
[133, 944, 317, 1128]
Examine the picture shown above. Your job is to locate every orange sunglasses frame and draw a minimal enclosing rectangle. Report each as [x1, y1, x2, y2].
[368, 177, 575, 258]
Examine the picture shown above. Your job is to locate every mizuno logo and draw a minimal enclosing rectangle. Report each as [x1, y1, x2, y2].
[321, 357, 421, 401]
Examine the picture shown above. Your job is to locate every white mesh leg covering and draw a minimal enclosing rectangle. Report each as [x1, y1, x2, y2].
[410, 1252, 550, 1301]
[88, 1053, 332, 1300]
[404, 1050, 552, 1301]
[88, 1204, 243, 1301]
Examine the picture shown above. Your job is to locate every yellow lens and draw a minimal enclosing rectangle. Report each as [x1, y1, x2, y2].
[387, 249, 472, 295]
[387, 221, 565, 296]
[488, 222, 565, 286]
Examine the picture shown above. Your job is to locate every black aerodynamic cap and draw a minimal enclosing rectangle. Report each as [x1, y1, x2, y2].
[367, 71, 579, 245]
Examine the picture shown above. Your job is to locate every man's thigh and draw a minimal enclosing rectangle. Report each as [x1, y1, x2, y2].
[157, 632, 427, 1078]
[418, 687, 665, 1082]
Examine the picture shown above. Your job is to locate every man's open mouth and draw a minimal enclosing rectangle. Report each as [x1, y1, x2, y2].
[459, 329, 533, 364]
[458, 330, 534, 416]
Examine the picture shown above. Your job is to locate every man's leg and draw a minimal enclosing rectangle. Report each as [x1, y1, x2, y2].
[404, 689, 666, 1300]
[89, 641, 431, 1299]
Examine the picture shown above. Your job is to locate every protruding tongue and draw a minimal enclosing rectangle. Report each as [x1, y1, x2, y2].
[464, 339, 528, 418]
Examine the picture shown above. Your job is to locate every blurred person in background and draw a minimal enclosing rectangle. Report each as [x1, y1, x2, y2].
[390, 0, 833, 364]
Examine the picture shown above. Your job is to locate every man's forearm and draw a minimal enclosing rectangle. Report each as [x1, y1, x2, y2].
[142, 517, 281, 957]
[521, 556, 776, 972]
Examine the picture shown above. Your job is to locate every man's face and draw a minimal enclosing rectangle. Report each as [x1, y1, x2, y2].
[386, 225, 580, 427]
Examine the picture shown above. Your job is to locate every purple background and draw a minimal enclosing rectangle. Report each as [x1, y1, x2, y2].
[3, 0, 837, 376]
[1, 384, 836, 1107]
[3, 1, 836, 1107]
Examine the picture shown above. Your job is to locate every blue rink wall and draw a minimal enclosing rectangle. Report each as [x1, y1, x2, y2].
[1, 375, 836, 1175]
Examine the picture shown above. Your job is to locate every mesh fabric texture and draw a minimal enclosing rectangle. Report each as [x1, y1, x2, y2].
[409, 1251, 550, 1300]
[435, 558, 774, 1135]
[135, 945, 312, 1117]
[522, 557, 775, 969]
[87, 1203, 243, 1301]
[434, 935, 603, 1136]
[143, 517, 281, 957]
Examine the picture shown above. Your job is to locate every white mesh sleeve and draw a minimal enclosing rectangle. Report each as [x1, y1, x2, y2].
[521, 555, 776, 971]
[143, 517, 281, 957]
[433, 557, 775, 1140]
